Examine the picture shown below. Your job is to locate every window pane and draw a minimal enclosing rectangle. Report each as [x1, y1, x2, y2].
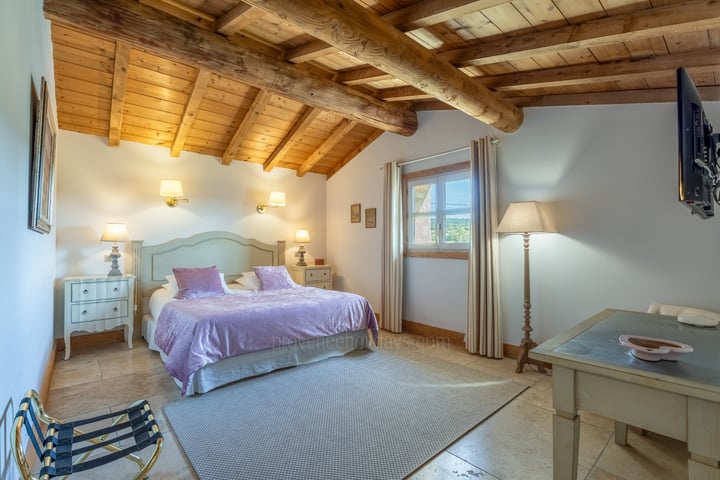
[412, 215, 437, 245]
[444, 214, 470, 244]
[411, 183, 436, 213]
[445, 177, 470, 212]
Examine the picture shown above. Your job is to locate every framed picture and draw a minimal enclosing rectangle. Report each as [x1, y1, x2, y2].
[350, 203, 361, 223]
[365, 208, 376, 228]
[29, 77, 57, 234]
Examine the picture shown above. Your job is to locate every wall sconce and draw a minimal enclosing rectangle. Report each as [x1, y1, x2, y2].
[100, 223, 129, 276]
[294, 229, 310, 266]
[160, 180, 189, 207]
[257, 191, 286, 213]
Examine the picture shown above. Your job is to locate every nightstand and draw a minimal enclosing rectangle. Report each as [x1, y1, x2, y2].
[288, 265, 333, 289]
[63, 274, 135, 359]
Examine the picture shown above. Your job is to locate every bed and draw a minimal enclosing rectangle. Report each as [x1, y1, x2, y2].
[132, 231, 378, 395]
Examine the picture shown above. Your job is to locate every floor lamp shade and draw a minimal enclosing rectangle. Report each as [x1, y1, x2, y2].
[496, 201, 554, 234]
[497, 201, 554, 373]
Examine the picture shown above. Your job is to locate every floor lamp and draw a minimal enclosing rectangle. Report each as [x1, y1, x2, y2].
[497, 201, 554, 374]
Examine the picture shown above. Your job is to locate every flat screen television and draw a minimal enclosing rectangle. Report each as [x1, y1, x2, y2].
[677, 67, 719, 219]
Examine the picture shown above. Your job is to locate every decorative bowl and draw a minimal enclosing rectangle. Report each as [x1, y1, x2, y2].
[618, 334, 693, 362]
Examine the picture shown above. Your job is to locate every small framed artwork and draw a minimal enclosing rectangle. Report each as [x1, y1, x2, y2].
[29, 77, 57, 235]
[350, 203, 361, 223]
[365, 208, 376, 228]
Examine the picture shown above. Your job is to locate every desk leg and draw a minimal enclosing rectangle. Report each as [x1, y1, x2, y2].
[688, 398, 720, 480]
[552, 366, 580, 480]
[554, 413, 580, 480]
[614, 421, 628, 446]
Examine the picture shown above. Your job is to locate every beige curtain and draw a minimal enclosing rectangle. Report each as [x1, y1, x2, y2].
[381, 161, 403, 333]
[466, 138, 503, 357]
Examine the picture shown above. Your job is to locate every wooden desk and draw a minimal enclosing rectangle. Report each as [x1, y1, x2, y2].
[530, 308, 720, 480]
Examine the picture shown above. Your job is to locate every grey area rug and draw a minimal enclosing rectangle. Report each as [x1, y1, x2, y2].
[164, 348, 528, 480]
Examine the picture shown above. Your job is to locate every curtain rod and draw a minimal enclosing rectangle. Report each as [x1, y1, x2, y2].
[398, 146, 470, 167]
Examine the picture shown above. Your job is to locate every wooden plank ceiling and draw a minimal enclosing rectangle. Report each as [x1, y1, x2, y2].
[44, 0, 720, 177]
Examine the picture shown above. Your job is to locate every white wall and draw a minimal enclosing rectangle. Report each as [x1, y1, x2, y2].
[328, 104, 720, 347]
[327, 111, 496, 327]
[54, 131, 327, 335]
[0, 1, 55, 478]
[498, 103, 720, 345]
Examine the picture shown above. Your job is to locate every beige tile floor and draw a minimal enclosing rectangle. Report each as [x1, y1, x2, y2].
[45, 332, 688, 480]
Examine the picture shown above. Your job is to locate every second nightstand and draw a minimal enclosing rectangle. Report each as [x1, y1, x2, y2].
[288, 265, 332, 289]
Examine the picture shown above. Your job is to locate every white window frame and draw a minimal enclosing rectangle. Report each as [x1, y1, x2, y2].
[404, 162, 471, 257]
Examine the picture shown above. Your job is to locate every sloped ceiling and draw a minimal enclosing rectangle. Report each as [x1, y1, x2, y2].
[44, 0, 720, 177]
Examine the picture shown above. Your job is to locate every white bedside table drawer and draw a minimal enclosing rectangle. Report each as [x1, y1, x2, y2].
[305, 268, 331, 282]
[70, 279, 129, 302]
[70, 300, 129, 324]
[288, 265, 333, 289]
[64, 274, 135, 359]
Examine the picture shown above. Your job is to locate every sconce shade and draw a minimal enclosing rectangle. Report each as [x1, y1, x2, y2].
[257, 191, 287, 213]
[100, 223, 129, 243]
[497, 201, 554, 234]
[294, 229, 311, 243]
[268, 191, 286, 207]
[160, 180, 189, 207]
[160, 180, 183, 197]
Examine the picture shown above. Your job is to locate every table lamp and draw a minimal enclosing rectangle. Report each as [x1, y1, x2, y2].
[100, 223, 129, 276]
[294, 229, 310, 266]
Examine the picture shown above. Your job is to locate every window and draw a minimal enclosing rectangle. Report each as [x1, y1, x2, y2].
[405, 162, 471, 258]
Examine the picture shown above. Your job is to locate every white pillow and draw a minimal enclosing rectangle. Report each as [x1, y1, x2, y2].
[228, 284, 254, 294]
[164, 271, 233, 296]
[234, 271, 261, 291]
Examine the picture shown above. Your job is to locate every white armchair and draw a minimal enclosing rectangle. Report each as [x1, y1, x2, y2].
[647, 303, 720, 326]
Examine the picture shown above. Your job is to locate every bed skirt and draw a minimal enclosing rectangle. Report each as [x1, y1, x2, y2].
[143, 314, 370, 395]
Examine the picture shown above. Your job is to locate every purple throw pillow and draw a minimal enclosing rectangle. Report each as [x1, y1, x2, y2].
[172, 266, 226, 299]
[253, 266, 298, 291]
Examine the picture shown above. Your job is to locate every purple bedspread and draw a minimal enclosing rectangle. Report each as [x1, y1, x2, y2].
[155, 287, 378, 394]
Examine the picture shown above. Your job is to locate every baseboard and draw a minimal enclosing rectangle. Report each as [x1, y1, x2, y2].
[503, 342, 521, 360]
[55, 330, 126, 353]
[39, 341, 57, 405]
[401, 320, 465, 346]
[397, 321, 549, 367]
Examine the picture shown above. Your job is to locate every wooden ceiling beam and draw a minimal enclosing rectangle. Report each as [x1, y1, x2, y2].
[283, 0, 506, 63]
[263, 106, 322, 172]
[382, 0, 507, 31]
[138, 0, 214, 30]
[379, 85, 432, 101]
[222, 90, 272, 165]
[442, 0, 720, 67]
[43, 0, 418, 136]
[336, 66, 392, 86]
[108, 42, 130, 147]
[490, 50, 720, 92]
[297, 119, 358, 177]
[326, 129, 384, 179]
[171, 70, 212, 157]
[246, 0, 523, 132]
[214, 3, 266, 35]
[506, 86, 720, 107]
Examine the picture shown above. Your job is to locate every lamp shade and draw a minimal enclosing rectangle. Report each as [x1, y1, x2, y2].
[268, 191, 286, 207]
[100, 223, 129, 243]
[160, 180, 183, 197]
[294, 229, 311, 243]
[497, 201, 555, 234]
